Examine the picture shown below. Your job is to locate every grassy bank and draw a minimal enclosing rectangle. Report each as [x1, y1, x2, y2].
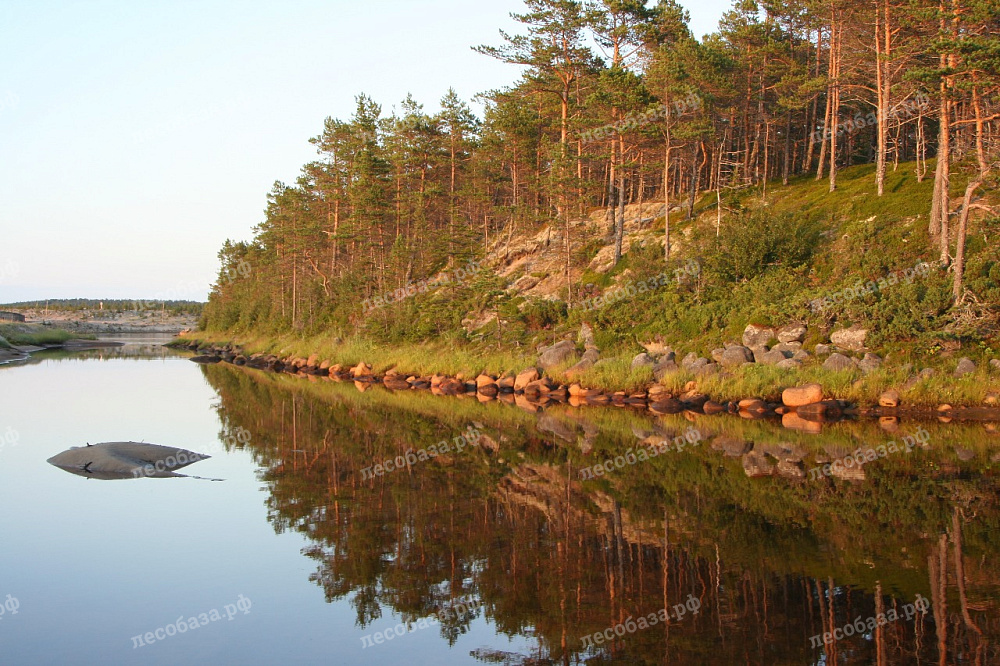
[177, 330, 999, 408]
[0, 323, 93, 346]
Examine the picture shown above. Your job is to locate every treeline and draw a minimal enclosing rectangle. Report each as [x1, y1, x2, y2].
[3, 299, 204, 315]
[204, 0, 999, 335]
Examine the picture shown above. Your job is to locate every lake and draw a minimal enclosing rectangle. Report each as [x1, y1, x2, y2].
[1, 336, 997, 665]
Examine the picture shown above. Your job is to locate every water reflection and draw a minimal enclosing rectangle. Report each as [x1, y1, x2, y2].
[202, 363, 1000, 664]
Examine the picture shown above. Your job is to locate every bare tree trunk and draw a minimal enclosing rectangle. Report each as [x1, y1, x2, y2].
[953, 179, 982, 302]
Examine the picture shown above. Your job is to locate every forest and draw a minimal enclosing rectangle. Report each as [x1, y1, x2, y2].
[201, 0, 999, 358]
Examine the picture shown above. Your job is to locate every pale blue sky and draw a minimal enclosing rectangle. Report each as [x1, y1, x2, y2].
[0, 0, 731, 302]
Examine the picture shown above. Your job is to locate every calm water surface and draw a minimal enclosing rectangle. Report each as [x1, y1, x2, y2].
[1, 337, 998, 665]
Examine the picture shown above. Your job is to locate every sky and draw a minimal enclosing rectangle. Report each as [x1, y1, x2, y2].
[0, 0, 731, 303]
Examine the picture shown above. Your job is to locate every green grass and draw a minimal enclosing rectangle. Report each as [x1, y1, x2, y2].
[0, 324, 89, 346]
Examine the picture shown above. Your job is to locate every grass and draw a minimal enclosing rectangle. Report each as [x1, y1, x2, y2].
[0, 324, 90, 346]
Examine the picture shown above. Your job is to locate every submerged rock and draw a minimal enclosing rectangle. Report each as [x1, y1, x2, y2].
[47, 442, 210, 480]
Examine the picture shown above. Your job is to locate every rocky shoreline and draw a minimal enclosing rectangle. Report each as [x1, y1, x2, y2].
[176, 337, 1000, 426]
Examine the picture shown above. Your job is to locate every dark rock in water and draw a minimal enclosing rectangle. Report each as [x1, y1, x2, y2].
[47, 442, 211, 480]
[190, 355, 221, 364]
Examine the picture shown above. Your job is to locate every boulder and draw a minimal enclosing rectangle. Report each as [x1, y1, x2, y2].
[693, 363, 720, 376]
[703, 400, 727, 415]
[777, 323, 808, 344]
[814, 344, 832, 356]
[879, 389, 900, 408]
[642, 342, 673, 359]
[720, 346, 754, 369]
[954, 357, 977, 377]
[564, 358, 595, 380]
[711, 348, 726, 363]
[578, 323, 597, 349]
[653, 358, 680, 381]
[990, 359, 1000, 372]
[858, 353, 883, 374]
[476, 374, 497, 389]
[496, 375, 515, 391]
[631, 353, 655, 370]
[830, 326, 868, 351]
[757, 349, 790, 366]
[792, 350, 810, 361]
[351, 362, 372, 378]
[743, 324, 777, 349]
[777, 359, 802, 370]
[681, 352, 700, 370]
[824, 353, 856, 372]
[782, 384, 824, 407]
[772, 342, 803, 355]
[776, 460, 806, 479]
[538, 340, 577, 369]
[679, 391, 709, 409]
[582, 348, 600, 363]
[514, 368, 540, 391]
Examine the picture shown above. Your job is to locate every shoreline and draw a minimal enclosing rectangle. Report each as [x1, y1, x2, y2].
[173, 336, 1000, 424]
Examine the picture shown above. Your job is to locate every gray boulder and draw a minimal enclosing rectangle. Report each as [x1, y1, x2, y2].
[743, 324, 777, 349]
[720, 346, 754, 369]
[824, 353, 857, 372]
[990, 359, 1000, 372]
[538, 340, 577, 369]
[955, 357, 976, 377]
[858, 353, 883, 374]
[830, 326, 868, 351]
[631, 353, 654, 370]
[757, 349, 790, 366]
[777, 359, 803, 370]
[653, 358, 680, 381]
[814, 344, 832, 356]
[777, 323, 808, 344]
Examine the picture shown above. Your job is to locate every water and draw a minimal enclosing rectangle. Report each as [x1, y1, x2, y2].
[1, 337, 998, 664]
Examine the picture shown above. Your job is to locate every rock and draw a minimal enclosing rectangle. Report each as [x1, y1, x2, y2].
[351, 362, 372, 378]
[757, 349, 790, 366]
[631, 353, 655, 370]
[830, 326, 868, 352]
[496, 375, 515, 391]
[694, 362, 720, 376]
[782, 412, 823, 434]
[777, 324, 808, 344]
[757, 442, 806, 463]
[642, 342, 673, 358]
[954, 357, 977, 377]
[743, 324, 777, 349]
[647, 385, 671, 400]
[711, 437, 752, 456]
[476, 374, 497, 389]
[653, 358, 680, 381]
[190, 355, 221, 364]
[782, 384, 824, 407]
[564, 358, 594, 380]
[742, 450, 775, 477]
[879, 390, 900, 408]
[306, 354, 320, 367]
[711, 348, 726, 363]
[985, 392, 999, 406]
[538, 340, 577, 369]
[777, 359, 802, 370]
[772, 342, 803, 355]
[680, 391, 709, 408]
[578, 323, 597, 349]
[720, 346, 754, 369]
[797, 400, 843, 421]
[858, 353, 883, 374]
[814, 344, 832, 356]
[777, 460, 806, 479]
[990, 359, 1000, 372]
[681, 352, 700, 370]
[792, 350, 810, 361]
[582, 348, 600, 363]
[703, 400, 727, 415]
[514, 368, 540, 391]
[824, 353, 856, 372]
